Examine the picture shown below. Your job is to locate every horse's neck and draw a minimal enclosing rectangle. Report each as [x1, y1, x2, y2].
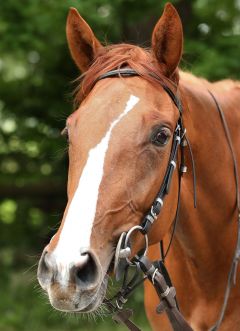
[175, 73, 240, 285]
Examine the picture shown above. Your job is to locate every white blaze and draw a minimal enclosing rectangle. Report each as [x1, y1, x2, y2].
[53, 95, 139, 270]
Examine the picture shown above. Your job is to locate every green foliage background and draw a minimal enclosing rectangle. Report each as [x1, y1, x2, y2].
[0, 0, 239, 330]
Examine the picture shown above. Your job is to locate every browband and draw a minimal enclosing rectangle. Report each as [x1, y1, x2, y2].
[97, 68, 183, 114]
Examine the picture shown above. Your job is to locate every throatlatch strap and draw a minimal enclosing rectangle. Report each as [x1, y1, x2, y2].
[208, 91, 240, 331]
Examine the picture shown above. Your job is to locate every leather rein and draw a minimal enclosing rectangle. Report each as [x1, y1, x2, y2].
[91, 68, 240, 331]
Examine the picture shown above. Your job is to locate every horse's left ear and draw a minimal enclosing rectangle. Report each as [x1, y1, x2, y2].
[66, 8, 103, 72]
[151, 3, 183, 78]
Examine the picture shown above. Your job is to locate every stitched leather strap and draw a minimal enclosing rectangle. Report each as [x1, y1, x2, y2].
[97, 68, 182, 114]
[138, 256, 193, 331]
[208, 90, 240, 331]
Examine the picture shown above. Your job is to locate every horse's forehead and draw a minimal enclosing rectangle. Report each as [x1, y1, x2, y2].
[79, 79, 142, 114]
[74, 79, 175, 130]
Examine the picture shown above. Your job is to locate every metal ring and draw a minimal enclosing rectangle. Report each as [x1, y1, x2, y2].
[113, 232, 127, 275]
[124, 225, 148, 265]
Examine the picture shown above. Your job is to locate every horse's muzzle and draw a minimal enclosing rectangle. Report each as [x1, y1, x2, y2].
[37, 248, 106, 312]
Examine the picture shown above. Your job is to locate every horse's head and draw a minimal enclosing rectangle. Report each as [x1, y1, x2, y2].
[38, 3, 183, 313]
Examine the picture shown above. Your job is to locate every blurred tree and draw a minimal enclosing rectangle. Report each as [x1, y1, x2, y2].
[0, 0, 239, 330]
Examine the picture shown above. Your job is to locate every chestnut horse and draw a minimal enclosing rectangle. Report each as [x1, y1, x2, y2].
[38, 3, 240, 331]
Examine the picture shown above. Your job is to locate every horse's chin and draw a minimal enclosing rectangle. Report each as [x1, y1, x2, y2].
[48, 275, 109, 314]
[73, 255, 114, 313]
[75, 276, 109, 313]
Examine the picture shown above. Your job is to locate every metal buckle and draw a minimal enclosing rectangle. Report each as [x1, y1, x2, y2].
[116, 296, 128, 310]
[181, 165, 187, 173]
[156, 197, 163, 207]
[150, 206, 158, 220]
[176, 135, 181, 143]
[175, 124, 180, 133]
[170, 160, 176, 169]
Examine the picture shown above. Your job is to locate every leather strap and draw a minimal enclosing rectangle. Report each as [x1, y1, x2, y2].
[208, 90, 240, 331]
[112, 309, 141, 331]
[97, 68, 182, 114]
[97, 68, 139, 80]
[138, 256, 193, 331]
[184, 135, 197, 208]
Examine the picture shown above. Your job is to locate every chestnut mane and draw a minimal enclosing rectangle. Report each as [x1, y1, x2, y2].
[74, 43, 179, 106]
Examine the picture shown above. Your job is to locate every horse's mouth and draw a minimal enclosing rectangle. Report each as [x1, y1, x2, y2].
[78, 275, 109, 313]
[49, 274, 109, 313]
[73, 254, 115, 313]
[39, 248, 115, 314]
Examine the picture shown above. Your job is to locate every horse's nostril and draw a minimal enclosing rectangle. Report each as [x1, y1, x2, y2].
[75, 253, 99, 285]
[38, 250, 52, 288]
[38, 249, 100, 289]
[42, 252, 49, 271]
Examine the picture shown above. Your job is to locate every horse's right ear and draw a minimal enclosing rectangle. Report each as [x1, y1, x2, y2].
[66, 8, 103, 72]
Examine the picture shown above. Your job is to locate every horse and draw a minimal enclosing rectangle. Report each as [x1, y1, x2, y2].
[37, 3, 240, 330]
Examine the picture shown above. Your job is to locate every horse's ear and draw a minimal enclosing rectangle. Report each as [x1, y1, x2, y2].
[66, 8, 103, 72]
[151, 3, 183, 77]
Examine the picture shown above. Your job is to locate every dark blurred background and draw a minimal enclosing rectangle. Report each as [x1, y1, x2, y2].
[0, 0, 239, 330]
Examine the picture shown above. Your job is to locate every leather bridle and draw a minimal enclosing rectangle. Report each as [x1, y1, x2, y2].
[96, 68, 193, 331]
[89, 68, 240, 331]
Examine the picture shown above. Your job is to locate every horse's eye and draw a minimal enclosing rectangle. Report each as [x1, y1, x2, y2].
[151, 127, 171, 146]
[61, 127, 69, 142]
